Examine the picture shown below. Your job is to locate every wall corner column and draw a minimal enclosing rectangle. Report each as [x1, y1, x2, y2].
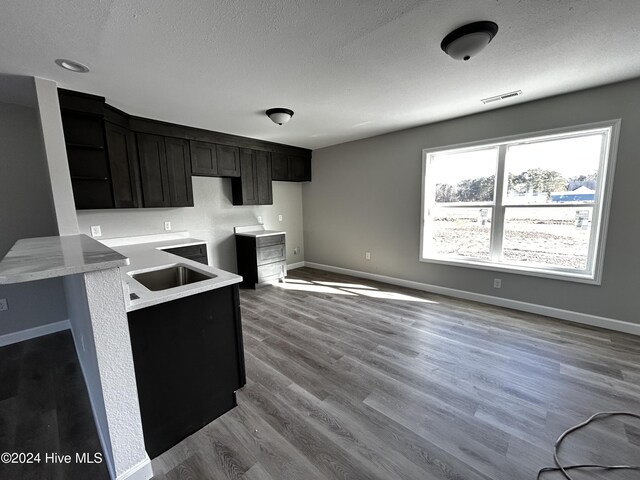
[33, 76, 79, 235]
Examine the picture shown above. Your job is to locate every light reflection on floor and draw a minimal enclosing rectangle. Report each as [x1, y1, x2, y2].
[271, 276, 437, 303]
[271, 282, 357, 295]
[340, 288, 435, 303]
[312, 281, 376, 290]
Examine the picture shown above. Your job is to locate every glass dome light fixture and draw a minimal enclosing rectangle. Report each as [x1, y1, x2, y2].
[440, 21, 499, 61]
[55, 59, 90, 73]
[266, 108, 294, 125]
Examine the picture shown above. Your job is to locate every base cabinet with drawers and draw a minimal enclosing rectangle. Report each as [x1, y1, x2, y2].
[235, 233, 286, 288]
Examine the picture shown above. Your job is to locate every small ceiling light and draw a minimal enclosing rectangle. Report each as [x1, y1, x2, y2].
[55, 59, 90, 73]
[441, 21, 498, 61]
[266, 108, 294, 125]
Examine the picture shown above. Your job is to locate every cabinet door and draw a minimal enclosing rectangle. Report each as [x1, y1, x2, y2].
[105, 122, 141, 208]
[165, 137, 194, 207]
[190, 140, 218, 176]
[216, 145, 240, 177]
[127, 285, 243, 458]
[137, 133, 170, 207]
[255, 150, 273, 205]
[271, 152, 289, 181]
[232, 148, 258, 205]
[289, 155, 311, 182]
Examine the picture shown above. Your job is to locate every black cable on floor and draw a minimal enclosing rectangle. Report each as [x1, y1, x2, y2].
[537, 411, 640, 479]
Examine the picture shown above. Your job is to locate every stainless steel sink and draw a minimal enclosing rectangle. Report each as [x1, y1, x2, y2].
[130, 265, 216, 291]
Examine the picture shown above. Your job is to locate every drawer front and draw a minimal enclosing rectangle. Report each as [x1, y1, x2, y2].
[256, 234, 284, 248]
[258, 272, 283, 284]
[257, 261, 286, 282]
[164, 244, 207, 259]
[257, 244, 285, 265]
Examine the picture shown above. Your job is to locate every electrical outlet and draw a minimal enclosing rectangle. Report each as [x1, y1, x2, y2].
[164, 221, 172, 231]
[294, 247, 300, 255]
[493, 278, 502, 289]
[278, 214, 283, 222]
[365, 251, 371, 261]
[0, 298, 7, 312]
[257, 216, 263, 224]
[90, 225, 102, 237]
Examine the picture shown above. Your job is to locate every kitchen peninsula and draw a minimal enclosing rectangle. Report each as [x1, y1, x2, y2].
[0, 233, 246, 465]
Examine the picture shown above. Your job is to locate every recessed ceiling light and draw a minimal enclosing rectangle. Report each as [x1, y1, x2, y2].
[55, 59, 90, 73]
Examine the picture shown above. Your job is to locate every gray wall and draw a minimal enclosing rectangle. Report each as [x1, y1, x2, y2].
[304, 78, 640, 324]
[0, 99, 68, 336]
[63, 274, 115, 471]
[77, 178, 305, 272]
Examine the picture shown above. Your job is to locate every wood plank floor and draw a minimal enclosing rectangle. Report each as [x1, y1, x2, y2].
[0, 330, 109, 480]
[152, 267, 640, 480]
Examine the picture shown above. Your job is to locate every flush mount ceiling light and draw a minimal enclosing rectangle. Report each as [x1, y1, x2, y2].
[266, 108, 294, 125]
[441, 21, 498, 61]
[54, 58, 90, 73]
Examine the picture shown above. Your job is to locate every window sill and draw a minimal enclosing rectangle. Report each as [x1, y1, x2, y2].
[419, 255, 601, 285]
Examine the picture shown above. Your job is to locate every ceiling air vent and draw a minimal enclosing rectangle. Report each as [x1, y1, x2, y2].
[481, 90, 523, 104]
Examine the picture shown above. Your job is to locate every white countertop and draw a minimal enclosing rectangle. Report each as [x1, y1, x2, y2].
[102, 234, 243, 312]
[235, 229, 286, 237]
[0, 235, 129, 284]
[234, 224, 286, 238]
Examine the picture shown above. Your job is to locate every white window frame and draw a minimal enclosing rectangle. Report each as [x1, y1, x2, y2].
[419, 119, 621, 284]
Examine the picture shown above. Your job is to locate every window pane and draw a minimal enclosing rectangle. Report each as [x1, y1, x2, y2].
[504, 133, 604, 205]
[502, 207, 592, 271]
[428, 207, 492, 260]
[431, 148, 498, 203]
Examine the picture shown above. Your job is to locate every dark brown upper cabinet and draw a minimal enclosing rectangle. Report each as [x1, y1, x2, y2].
[271, 152, 289, 181]
[216, 145, 240, 177]
[271, 153, 311, 182]
[105, 122, 141, 208]
[190, 140, 218, 176]
[60, 90, 143, 210]
[59, 92, 114, 210]
[190, 141, 240, 178]
[232, 149, 272, 205]
[289, 155, 311, 181]
[165, 137, 194, 207]
[137, 134, 193, 208]
[216, 144, 240, 177]
[137, 133, 171, 207]
[59, 88, 310, 210]
[255, 150, 273, 205]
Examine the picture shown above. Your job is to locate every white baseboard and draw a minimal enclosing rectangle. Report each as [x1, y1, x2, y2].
[304, 262, 640, 336]
[116, 455, 153, 480]
[0, 319, 71, 347]
[287, 261, 305, 270]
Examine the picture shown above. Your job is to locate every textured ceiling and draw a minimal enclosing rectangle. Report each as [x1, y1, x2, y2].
[1, 0, 639, 149]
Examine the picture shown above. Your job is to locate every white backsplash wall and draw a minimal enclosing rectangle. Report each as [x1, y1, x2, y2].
[77, 178, 304, 272]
